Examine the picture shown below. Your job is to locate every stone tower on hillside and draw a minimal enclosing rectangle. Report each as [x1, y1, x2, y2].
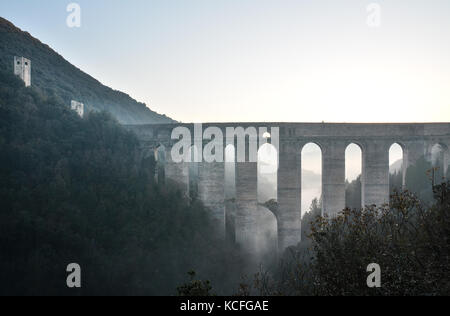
[71, 100, 84, 118]
[14, 56, 31, 87]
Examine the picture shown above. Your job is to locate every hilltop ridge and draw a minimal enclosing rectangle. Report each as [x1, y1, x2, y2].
[0, 17, 175, 124]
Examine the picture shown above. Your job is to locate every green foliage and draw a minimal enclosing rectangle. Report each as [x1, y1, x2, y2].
[0, 69, 240, 295]
[308, 183, 450, 295]
[177, 271, 214, 296]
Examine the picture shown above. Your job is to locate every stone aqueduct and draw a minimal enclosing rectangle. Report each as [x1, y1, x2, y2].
[126, 123, 450, 252]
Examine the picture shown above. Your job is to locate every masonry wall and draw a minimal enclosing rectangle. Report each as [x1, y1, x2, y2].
[125, 122, 450, 252]
[14, 56, 31, 87]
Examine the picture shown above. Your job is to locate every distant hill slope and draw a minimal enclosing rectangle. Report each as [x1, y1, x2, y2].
[0, 17, 175, 124]
[390, 159, 403, 174]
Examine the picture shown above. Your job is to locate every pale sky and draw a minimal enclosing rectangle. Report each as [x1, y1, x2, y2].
[1, 0, 449, 123]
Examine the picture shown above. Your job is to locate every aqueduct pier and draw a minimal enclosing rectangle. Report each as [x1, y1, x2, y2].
[125, 122, 450, 252]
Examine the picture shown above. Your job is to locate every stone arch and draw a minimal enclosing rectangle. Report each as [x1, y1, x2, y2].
[389, 142, 406, 189]
[345, 140, 365, 152]
[224, 144, 236, 243]
[345, 142, 364, 178]
[301, 142, 323, 216]
[301, 140, 324, 153]
[258, 143, 278, 204]
[345, 142, 363, 209]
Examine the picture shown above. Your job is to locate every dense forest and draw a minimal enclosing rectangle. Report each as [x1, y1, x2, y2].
[262, 181, 450, 295]
[0, 17, 174, 125]
[0, 69, 245, 295]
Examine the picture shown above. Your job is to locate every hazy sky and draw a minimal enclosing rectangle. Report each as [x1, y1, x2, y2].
[1, 0, 449, 123]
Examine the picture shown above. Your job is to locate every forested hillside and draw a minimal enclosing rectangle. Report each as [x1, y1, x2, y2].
[0, 69, 240, 295]
[0, 17, 175, 125]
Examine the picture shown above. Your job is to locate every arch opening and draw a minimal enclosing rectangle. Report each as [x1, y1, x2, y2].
[345, 143, 363, 209]
[389, 143, 405, 192]
[224, 144, 236, 243]
[301, 143, 322, 217]
[256, 143, 278, 261]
